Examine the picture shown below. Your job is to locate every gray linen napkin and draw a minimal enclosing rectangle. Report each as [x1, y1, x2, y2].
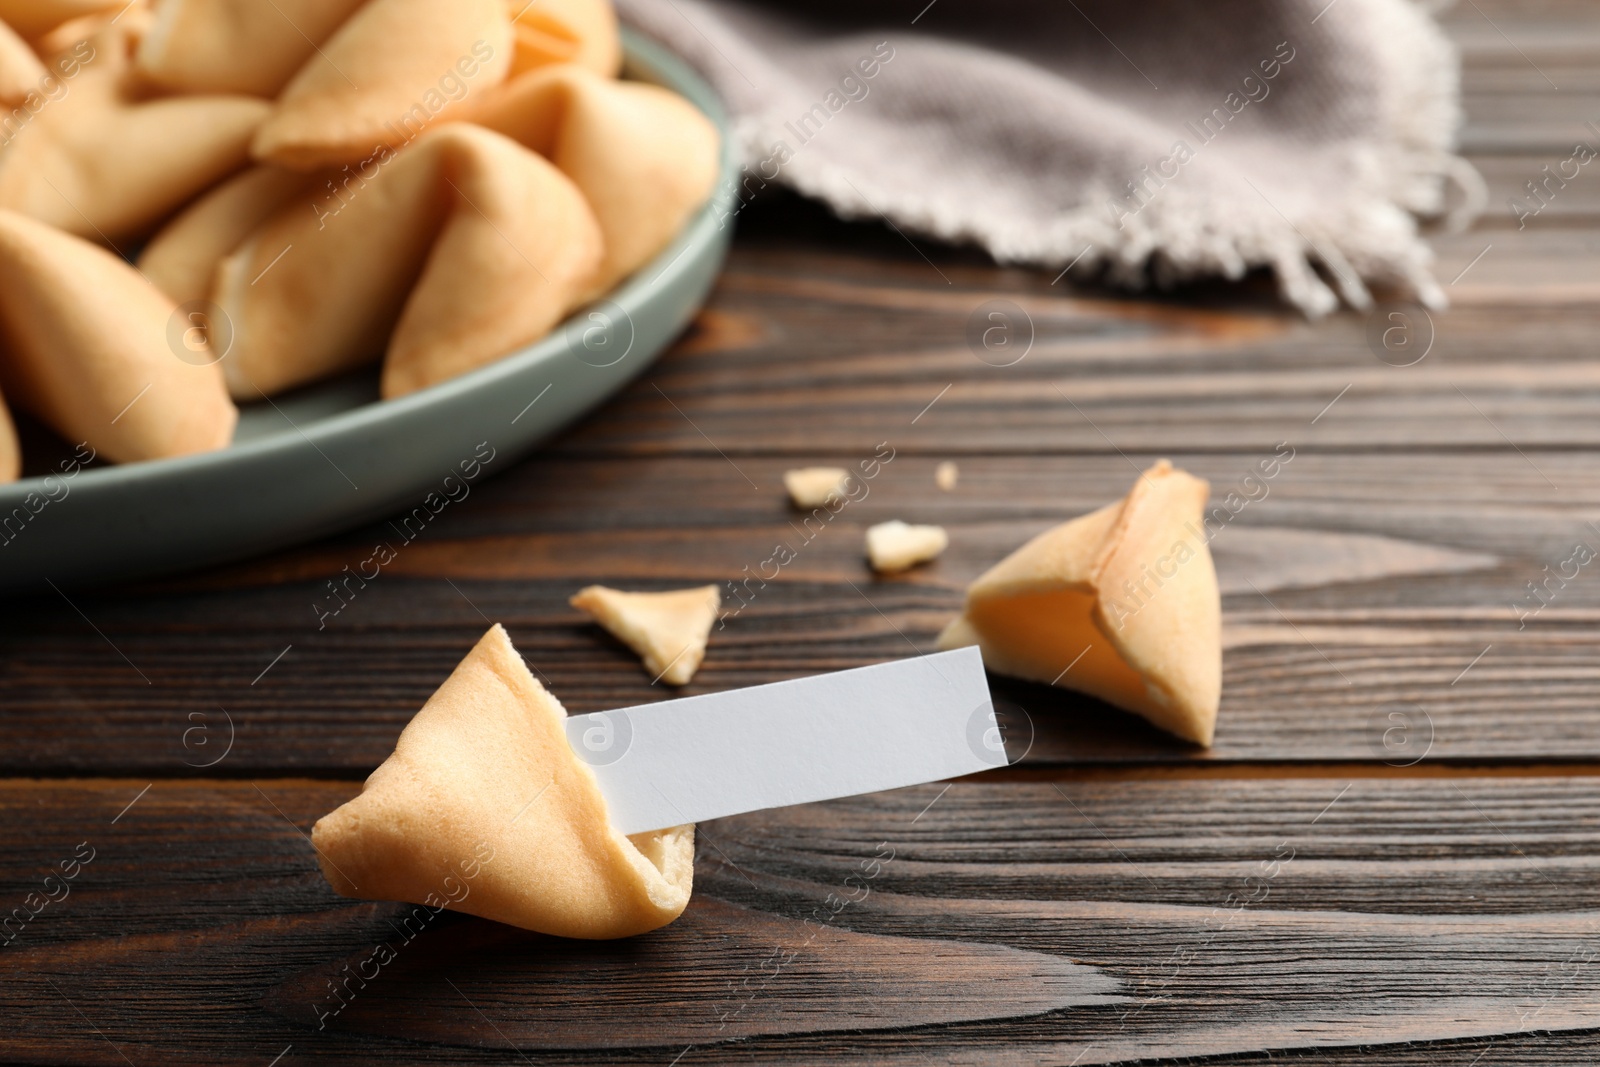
[618, 0, 1483, 315]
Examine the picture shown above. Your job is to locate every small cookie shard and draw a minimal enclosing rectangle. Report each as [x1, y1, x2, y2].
[312, 624, 694, 940]
[866, 520, 948, 573]
[0, 18, 46, 103]
[570, 584, 719, 686]
[470, 64, 719, 291]
[251, 0, 513, 169]
[0, 23, 270, 243]
[937, 460, 1221, 746]
[214, 124, 601, 399]
[138, 166, 310, 304]
[0, 210, 237, 464]
[784, 466, 849, 509]
[136, 0, 370, 97]
[505, 0, 619, 78]
[935, 461, 959, 491]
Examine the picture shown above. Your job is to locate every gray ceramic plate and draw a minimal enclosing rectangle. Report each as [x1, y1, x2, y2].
[0, 30, 733, 594]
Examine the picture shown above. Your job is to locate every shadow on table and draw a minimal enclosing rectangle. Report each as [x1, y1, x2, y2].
[987, 674, 1208, 766]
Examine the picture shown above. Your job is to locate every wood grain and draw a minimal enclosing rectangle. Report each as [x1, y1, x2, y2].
[482, 248, 1600, 457]
[2, 5, 1598, 1063]
[3, 778, 1599, 1064]
[0, 449, 1594, 773]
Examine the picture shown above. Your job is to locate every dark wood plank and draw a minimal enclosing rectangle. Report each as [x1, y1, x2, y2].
[2, 2, 1597, 1062]
[1437, 229, 1600, 305]
[6, 447, 1600, 773]
[465, 236, 1600, 458]
[1445, 8, 1600, 153]
[1473, 154, 1600, 227]
[5, 777, 1600, 1065]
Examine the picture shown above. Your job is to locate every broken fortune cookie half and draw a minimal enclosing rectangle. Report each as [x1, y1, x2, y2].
[312, 624, 694, 940]
[570, 584, 720, 686]
[937, 461, 1222, 746]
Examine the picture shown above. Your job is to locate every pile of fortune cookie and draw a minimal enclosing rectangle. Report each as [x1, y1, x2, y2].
[0, 0, 718, 482]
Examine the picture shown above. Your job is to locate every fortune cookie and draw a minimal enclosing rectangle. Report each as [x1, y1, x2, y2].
[570, 584, 720, 686]
[938, 461, 1222, 746]
[138, 165, 310, 304]
[136, 0, 370, 97]
[0, 387, 18, 483]
[470, 64, 719, 291]
[0, 210, 236, 464]
[251, 0, 513, 169]
[0, 23, 269, 243]
[215, 123, 601, 399]
[0, 18, 45, 103]
[313, 624, 695, 939]
[504, 0, 619, 79]
[0, 0, 121, 39]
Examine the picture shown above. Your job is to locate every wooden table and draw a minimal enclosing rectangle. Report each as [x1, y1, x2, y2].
[5, 3, 1599, 1063]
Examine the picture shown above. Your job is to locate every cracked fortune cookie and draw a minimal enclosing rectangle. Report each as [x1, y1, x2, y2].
[251, 0, 513, 169]
[0, 210, 237, 464]
[938, 460, 1222, 746]
[138, 165, 310, 305]
[312, 624, 695, 940]
[136, 0, 370, 97]
[0, 22, 270, 243]
[468, 62, 719, 292]
[213, 123, 601, 399]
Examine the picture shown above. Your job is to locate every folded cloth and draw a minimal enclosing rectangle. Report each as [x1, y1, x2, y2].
[617, 0, 1483, 315]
